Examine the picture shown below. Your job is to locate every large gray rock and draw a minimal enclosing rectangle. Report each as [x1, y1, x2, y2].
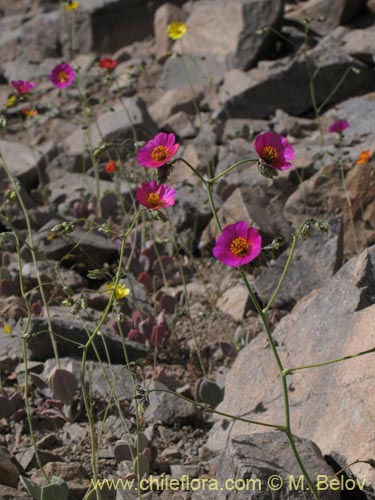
[194, 433, 339, 500]
[32, 217, 117, 264]
[26, 316, 147, 363]
[64, 97, 156, 167]
[179, 0, 284, 71]
[208, 245, 375, 490]
[254, 216, 343, 310]
[216, 31, 373, 119]
[286, 0, 366, 36]
[0, 140, 44, 190]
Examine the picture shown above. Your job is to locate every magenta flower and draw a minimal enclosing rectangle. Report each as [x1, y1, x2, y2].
[10, 80, 35, 95]
[213, 220, 262, 267]
[49, 63, 75, 89]
[254, 131, 294, 171]
[135, 180, 176, 210]
[328, 120, 349, 134]
[137, 132, 179, 168]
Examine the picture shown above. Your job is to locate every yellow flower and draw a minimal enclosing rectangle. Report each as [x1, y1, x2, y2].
[3, 324, 12, 335]
[356, 149, 371, 165]
[6, 95, 17, 107]
[167, 21, 187, 41]
[65, 1, 79, 11]
[105, 282, 130, 300]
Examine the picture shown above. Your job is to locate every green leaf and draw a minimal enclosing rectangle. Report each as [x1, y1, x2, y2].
[20, 476, 42, 500]
[41, 477, 69, 500]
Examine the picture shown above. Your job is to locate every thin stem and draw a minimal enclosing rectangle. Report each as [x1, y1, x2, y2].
[283, 346, 375, 375]
[148, 389, 283, 430]
[208, 159, 257, 184]
[262, 233, 299, 315]
[178, 157, 207, 184]
[0, 151, 60, 365]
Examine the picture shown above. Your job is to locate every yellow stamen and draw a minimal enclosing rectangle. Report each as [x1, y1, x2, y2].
[151, 145, 171, 162]
[147, 192, 162, 207]
[261, 145, 278, 163]
[230, 237, 250, 257]
[58, 71, 68, 82]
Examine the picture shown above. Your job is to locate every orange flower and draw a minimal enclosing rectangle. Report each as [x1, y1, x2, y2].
[21, 107, 38, 118]
[356, 150, 371, 165]
[105, 159, 117, 173]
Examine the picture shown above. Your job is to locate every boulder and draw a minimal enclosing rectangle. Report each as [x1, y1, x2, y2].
[216, 31, 373, 119]
[0, 140, 44, 190]
[178, 0, 284, 71]
[153, 3, 187, 63]
[208, 245, 375, 490]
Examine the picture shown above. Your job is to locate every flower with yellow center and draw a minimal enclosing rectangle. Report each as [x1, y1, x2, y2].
[105, 282, 130, 300]
[167, 21, 187, 40]
[65, 1, 79, 11]
[151, 145, 172, 163]
[230, 237, 251, 257]
[261, 146, 279, 164]
[357, 150, 371, 165]
[147, 192, 163, 208]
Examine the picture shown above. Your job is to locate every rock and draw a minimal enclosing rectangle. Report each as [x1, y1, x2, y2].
[16, 448, 61, 473]
[284, 161, 375, 257]
[170, 464, 200, 480]
[254, 216, 343, 310]
[0, 140, 44, 190]
[161, 111, 197, 139]
[286, 0, 366, 36]
[179, 0, 284, 71]
[342, 27, 375, 64]
[222, 118, 269, 141]
[0, 327, 22, 371]
[25, 316, 147, 363]
[200, 184, 292, 253]
[216, 283, 253, 321]
[70, 0, 155, 55]
[144, 380, 198, 425]
[41, 358, 135, 400]
[206, 433, 339, 500]
[64, 97, 156, 168]
[0, 485, 33, 499]
[148, 88, 203, 125]
[0, 447, 22, 489]
[42, 461, 88, 482]
[208, 245, 375, 490]
[154, 3, 187, 63]
[216, 31, 373, 119]
[31, 217, 117, 264]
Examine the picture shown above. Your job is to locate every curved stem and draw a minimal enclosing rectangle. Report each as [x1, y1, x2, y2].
[262, 233, 299, 315]
[208, 158, 258, 184]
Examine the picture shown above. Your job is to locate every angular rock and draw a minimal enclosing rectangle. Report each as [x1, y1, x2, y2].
[161, 111, 197, 139]
[0, 140, 44, 190]
[0, 327, 22, 371]
[200, 185, 292, 252]
[31, 217, 117, 265]
[216, 283, 253, 321]
[216, 32, 373, 119]
[179, 0, 284, 71]
[342, 27, 375, 64]
[69, 0, 155, 55]
[153, 3, 187, 63]
[286, 0, 366, 36]
[208, 245, 375, 490]
[0, 485, 33, 499]
[25, 316, 147, 363]
[41, 358, 135, 400]
[0, 447, 22, 489]
[148, 88, 203, 125]
[254, 216, 343, 310]
[207, 433, 339, 500]
[144, 380, 198, 425]
[64, 97, 156, 168]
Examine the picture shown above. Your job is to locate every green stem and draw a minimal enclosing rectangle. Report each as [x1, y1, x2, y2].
[262, 232, 299, 314]
[0, 152, 60, 366]
[283, 346, 375, 375]
[208, 159, 257, 184]
[178, 157, 207, 184]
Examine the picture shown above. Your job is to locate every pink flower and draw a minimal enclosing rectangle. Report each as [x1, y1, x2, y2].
[49, 63, 75, 89]
[254, 131, 294, 171]
[10, 80, 35, 95]
[136, 181, 176, 210]
[213, 220, 262, 267]
[328, 120, 350, 134]
[137, 132, 179, 168]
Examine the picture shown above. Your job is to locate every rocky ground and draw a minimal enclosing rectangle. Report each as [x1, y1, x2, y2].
[0, 0, 375, 499]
